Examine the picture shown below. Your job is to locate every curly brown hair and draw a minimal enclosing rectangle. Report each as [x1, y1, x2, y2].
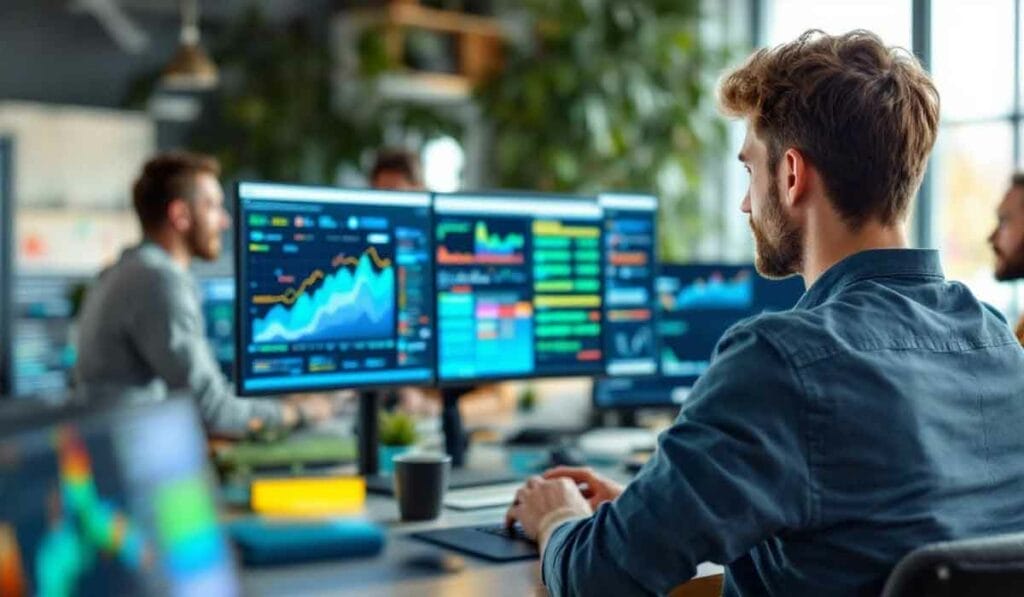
[719, 30, 940, 229]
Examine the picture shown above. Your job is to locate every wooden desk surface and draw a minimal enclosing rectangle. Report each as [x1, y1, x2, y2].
[239, 491, 723, 596]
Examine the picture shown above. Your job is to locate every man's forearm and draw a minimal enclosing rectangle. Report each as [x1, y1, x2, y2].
[539, 510, 652, 596]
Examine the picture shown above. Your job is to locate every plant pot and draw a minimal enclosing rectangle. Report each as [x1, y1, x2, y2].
[378, 444, 413, 475]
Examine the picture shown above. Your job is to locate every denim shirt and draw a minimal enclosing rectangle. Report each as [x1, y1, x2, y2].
[543, 249, 1024, 596]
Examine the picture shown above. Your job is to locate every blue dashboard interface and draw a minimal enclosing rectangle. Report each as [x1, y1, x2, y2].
[600, 193, 659, 377]
[235, 182, 434, 394]
[434, 193, 605, 383]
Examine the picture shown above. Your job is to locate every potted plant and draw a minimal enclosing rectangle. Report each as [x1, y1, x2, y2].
[517, 385, 537, 412]
[379, 410, 419, 474]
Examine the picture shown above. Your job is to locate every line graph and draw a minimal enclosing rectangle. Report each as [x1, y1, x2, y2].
[252, 250, 394, 343]
[436, 217, 527, 265]
[660, 270, 753, 311]
[253, 247, 392, 306]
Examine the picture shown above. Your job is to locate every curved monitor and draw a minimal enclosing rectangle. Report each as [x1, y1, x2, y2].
[234, 182, 435, 395]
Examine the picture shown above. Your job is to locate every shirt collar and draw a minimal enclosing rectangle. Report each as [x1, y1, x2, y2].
[796, 249, 944, 309]
[129, 240, 193, 281]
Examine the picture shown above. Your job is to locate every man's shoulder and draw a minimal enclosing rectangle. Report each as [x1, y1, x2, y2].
[720, 305, 857, 371]
[725, 309, 826, 353]
[730, 280, 1019, 368]
[102, 245, 191, 298]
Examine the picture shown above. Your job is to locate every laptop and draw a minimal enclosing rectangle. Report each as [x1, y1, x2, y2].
[0, 398, 240, 597]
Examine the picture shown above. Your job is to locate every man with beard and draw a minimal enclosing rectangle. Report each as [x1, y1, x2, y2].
[75, 152, 332, 434]
[989, 173, 1024, 344]
[506, 30, 1024, 596]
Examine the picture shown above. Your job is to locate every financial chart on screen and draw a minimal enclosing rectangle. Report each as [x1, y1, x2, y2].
[600, 193, 658, 376]
[434, 193, 605, 382]
[594, 264, 804, 409]
[236, 183, 434, 394]
[657, 265, 757, 378]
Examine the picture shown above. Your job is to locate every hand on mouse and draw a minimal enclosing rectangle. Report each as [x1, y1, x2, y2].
[542, 466, 624, 510]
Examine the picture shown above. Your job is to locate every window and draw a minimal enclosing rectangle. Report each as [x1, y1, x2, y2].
[930, 0, 1020, 317]
[931, 123, 1015, 309]
[759, 0, 1024, 319]
[767, 0, 912, 49]
[422, 136, 464, 193]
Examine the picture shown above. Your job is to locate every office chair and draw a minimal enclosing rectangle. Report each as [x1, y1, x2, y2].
[881, 532, 1024, 597]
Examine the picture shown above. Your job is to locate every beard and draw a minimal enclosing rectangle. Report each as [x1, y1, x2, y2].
[994, 245, 1024, 281]
[187, 220, 221, 261]
[750, 181, 803, 279]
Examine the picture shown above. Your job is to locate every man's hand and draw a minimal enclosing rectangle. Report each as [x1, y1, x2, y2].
[542, 466, 625, 510]
[283, 394, 336, 427]
[504, 476, 593, 541]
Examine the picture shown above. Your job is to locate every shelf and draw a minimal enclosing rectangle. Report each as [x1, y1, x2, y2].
[342, 3, 503, 38]
[334, 1, 504, 85]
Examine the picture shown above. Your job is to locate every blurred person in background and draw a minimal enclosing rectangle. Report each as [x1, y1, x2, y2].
[988, 172, 1024, 344]
[370, 147, 424, 191]
[75, 152, 334, 435]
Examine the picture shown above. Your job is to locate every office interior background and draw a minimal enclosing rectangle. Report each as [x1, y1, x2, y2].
[1, 0, 1022, 402]
[3, 0, 1024, 594]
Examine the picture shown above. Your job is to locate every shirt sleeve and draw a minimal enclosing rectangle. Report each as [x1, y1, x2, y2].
[542, 322, 813, 596]
[129, 268, 284, 434]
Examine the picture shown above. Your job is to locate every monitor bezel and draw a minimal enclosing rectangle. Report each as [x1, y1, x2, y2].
[233, 181, 437, 397]
[432, 189, 608, 388]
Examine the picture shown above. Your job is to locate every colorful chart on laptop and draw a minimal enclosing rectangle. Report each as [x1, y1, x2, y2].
[0, 400, 239, 597]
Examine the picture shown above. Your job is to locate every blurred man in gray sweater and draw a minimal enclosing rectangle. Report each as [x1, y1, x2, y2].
[75, 152, 332, 434]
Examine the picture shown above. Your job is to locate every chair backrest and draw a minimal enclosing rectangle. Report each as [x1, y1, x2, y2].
[881, 532, 1024, 597]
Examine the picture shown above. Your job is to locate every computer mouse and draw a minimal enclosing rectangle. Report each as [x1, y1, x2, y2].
[548, 446, 586, 468]
[405, 552, 467, 574]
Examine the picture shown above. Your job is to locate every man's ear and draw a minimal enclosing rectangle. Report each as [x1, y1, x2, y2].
[167, 198, 192, 233]
[782, 148, 810, 209]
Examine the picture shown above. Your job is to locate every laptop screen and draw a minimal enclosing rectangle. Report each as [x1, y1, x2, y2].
[0, 399, 239, 597]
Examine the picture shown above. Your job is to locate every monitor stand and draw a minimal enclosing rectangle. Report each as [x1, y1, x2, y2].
[441, 385, 470, 467]
[363, 386, 520, 495]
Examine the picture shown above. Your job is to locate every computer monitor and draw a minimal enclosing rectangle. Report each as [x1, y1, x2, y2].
[433, 192, 605, 383]
[198, 277, 235, 381]
[235, 182, 435, 395]
[600, 193, 659, 377]
[593, 263, 805, 409]
[0, 399, 240, 596]
[10, 274, 87, 399]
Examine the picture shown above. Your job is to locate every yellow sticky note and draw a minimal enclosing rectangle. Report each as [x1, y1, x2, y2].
[250, 477, 366, 517]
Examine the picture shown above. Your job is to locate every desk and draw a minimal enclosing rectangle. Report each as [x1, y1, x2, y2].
[239, 484, 724, 596]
